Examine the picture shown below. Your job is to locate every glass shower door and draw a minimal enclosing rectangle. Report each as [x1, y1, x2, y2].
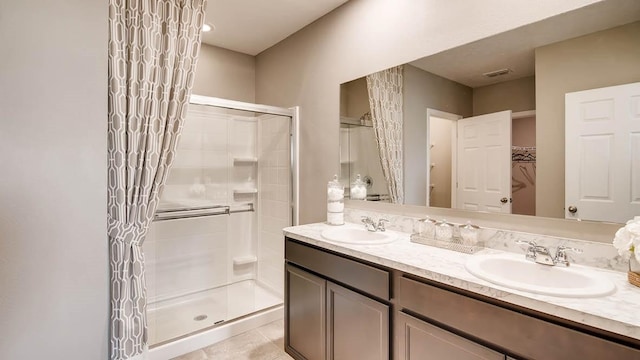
[145, 104, 233, 345]
[144, 101, 292, 346]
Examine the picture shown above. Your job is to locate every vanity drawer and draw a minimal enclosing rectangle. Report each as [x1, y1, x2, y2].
[285, 238, 390, 300]
[397, 276, 639, 359]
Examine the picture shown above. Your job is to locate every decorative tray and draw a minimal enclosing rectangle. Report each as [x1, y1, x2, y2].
[409, 233, 483, 254]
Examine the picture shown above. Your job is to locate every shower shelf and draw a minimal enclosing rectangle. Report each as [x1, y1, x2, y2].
[233, 255, 258, 266]
[233, 157, 258, 164]
[233, 188, 258, 195]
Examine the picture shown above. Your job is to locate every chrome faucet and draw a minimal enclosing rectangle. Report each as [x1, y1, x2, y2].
[361, 216, 389, 232]
[554, 245, 583, 267]
[376, 218, 389, 232]
[516, 240, 538, 262]
[516, 241, 582, 266]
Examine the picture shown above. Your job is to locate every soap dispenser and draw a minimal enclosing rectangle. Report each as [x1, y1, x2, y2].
[327, 175, 345, 225]
[350, 174, 367, 200]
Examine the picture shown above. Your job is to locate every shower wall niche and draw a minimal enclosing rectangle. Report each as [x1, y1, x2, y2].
[143, 99, 293, 346]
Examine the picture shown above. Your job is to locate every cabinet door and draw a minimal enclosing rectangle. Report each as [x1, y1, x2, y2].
[286, 264, 326, 360]
[396, 312, 504, 360]
[327, 282, 389, 360]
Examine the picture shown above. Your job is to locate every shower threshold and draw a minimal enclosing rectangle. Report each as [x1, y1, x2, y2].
[148, 279, 282, 346]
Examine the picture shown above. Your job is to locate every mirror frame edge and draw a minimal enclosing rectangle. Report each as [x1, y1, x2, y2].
[345, 200, 619, 244]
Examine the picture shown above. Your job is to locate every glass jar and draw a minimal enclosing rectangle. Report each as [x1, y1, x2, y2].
[435, 219, 454, 242]
[327, 175, 344, 225]
[350, 174, 367, 200]
[416, 217, 437, 239]
[459, 221, 480, 245]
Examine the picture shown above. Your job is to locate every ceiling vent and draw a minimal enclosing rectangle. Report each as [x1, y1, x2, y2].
[483, 68, 512, 78]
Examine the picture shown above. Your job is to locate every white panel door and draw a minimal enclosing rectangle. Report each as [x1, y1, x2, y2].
[456, 111, 512, 213]
[565, 82, 640, 223]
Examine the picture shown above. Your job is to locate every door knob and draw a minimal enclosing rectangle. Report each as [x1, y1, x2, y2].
[500, 197, 508, 204]
[568, 205, 577, 214]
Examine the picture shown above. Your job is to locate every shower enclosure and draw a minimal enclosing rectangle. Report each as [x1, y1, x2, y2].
[340, 118, 389, 202]
[144, 95, 297, 353]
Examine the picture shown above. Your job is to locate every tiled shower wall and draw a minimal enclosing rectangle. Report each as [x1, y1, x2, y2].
[144, 105, 261, 304]
[145, 216, 229, 303]
[257, 114, 291, 297]
[340, 125, 387, 197]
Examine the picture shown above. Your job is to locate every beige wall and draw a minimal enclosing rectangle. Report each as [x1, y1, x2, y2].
[473, 76, 535, 115]
[403, 64, 472, 205]
[535, 21, 640, 218]
[0, 0, 108, 359]
[256, 0, 601, 223]
[340, 77, 370, 118]
[193, 44, 256, 102]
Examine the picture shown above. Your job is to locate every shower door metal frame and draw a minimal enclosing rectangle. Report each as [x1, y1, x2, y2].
[189, 94, 299, 226]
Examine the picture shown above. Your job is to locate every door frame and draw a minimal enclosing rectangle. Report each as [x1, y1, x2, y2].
[426, 108, 463, 207]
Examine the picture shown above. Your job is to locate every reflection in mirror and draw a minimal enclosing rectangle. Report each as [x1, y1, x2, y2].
[339, 0, 640, 223]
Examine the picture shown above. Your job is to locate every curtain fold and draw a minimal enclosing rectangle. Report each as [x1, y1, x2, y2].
[107, 1, 207, 359]
[366, 66, 404, 204]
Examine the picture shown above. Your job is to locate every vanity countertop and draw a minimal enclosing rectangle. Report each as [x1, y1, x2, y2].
[283, 222, 640, 342]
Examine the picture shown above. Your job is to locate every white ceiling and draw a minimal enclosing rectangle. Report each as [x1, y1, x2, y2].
[201, 0, 349, 56]
[409, 0, 640, 88]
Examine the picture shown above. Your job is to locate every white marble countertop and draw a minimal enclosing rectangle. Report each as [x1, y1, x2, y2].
[283, 222, 640, 342]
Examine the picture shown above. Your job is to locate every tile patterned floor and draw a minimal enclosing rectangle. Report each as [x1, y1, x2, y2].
[172, 319, 294, 360]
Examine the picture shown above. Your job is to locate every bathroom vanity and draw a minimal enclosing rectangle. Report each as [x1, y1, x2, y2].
[283, 223, 640, 360]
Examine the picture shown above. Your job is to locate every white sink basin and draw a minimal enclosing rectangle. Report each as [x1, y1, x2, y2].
[321, 223, 397, 245]
[465, 253, 615, 298]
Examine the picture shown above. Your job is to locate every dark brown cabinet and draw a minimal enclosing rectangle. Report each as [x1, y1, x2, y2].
[285, 239, 390, 360]
[327, 281, 389, 360]
[284, 237, 640, 360]
[396, 275, 640, 360]
[396, 312, 503, 360]
[286, 264, 326, 360]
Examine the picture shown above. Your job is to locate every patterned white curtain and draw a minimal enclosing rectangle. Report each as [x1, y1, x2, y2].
[107, 1, 206, 359]
[366, 66, 404, 204]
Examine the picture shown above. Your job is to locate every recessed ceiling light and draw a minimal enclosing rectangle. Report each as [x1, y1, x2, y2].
[202, 23, 213, 32]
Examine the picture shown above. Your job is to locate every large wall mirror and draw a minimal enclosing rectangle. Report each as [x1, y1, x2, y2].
[340, 0, 640, 224]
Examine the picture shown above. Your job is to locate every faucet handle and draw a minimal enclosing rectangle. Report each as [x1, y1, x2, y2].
[515, 240, 536, 247]
[515, 240, 537, 261]
[361, 216, 376, 231]
[554, 245, 582, 266]
[377, 218, 389, 232]
[556, 245, 582, 253]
